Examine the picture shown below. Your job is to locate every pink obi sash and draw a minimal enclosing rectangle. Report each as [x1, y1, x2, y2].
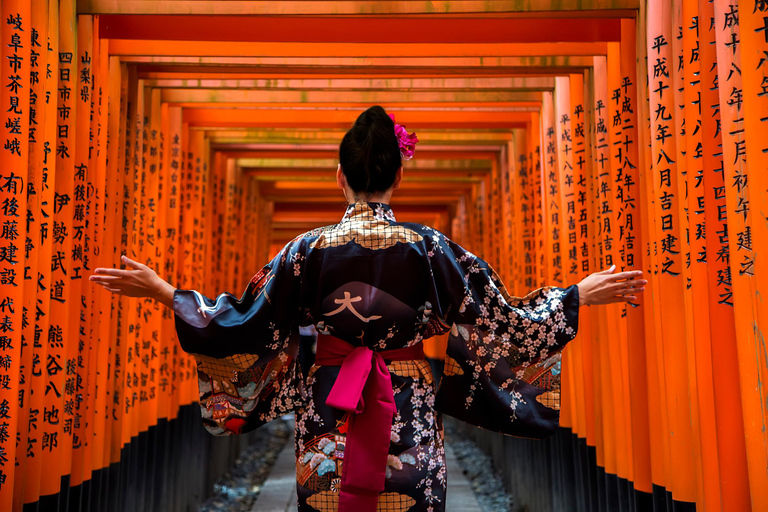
[315, 334, 425, 512]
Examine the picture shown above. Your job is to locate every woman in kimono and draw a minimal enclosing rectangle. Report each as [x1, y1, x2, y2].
[90, 106, 645, 512]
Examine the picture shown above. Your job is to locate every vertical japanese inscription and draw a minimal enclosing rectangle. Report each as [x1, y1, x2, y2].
[593, 57, 612, 271]
[0, 3, 30, 503]
[555, 77, 577, 283]
[650, 22, 682, 279]
[570, 78, 591, 278]
[542, 92, 562, 285]
[46, 0, 76, 486]
[19, 1, 49, 505]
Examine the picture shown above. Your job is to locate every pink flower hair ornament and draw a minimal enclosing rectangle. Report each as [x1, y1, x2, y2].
[389, 114, 419, 161]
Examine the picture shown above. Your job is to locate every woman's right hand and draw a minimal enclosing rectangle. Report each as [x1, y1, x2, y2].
[576, 265, 646, 306]
[89, 254, 176, 308]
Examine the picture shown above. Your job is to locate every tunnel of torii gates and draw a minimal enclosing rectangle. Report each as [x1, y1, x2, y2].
[0, 1, 766, 512]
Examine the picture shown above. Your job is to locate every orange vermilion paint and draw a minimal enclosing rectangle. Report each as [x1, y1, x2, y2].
[1, 4, 767, 510]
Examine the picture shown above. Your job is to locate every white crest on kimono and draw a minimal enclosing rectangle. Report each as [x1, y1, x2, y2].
[324, 291, 382, 323]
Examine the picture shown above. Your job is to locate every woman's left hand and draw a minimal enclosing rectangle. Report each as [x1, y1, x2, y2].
[90, 255, 175, 308]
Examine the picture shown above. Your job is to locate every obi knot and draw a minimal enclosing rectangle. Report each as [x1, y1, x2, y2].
[315, 334, 424, 512]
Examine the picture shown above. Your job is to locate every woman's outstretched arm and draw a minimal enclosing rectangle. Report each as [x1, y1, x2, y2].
[89, 254, 176, 308]
[90, 241, 307, 436]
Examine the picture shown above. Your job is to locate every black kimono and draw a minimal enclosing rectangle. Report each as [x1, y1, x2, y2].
[173, 201, 579, 512]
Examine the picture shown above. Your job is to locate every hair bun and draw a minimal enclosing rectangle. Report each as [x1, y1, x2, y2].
[339, 106, 402, 195]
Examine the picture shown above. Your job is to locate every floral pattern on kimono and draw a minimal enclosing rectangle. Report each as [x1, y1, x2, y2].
[173, 202, 579, 511]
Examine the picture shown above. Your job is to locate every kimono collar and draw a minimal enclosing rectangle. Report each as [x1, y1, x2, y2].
[340, 202, 397, 224]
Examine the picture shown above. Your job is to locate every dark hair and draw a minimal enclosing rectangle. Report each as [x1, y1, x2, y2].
[339, 106, 401, 194]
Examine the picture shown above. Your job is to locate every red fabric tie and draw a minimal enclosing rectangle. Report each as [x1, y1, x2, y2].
[315, 334, 425, 512]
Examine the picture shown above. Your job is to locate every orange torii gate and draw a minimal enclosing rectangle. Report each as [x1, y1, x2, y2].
[0, 2, 765, 512]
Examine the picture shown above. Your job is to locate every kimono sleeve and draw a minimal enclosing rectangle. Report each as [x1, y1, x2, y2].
[431, 238, 579, 439]
[173, 239, 307, 436]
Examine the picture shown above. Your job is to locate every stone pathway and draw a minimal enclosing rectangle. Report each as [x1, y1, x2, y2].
[248, 431, 297, 512]
[443, 443, 484, 511]
[200, 419, 292, 512]
[250, 434, 482, 512]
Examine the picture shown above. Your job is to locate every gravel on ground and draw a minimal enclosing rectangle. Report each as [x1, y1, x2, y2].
[444, 418, 515, 512]
[199, 418, 292, 512]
